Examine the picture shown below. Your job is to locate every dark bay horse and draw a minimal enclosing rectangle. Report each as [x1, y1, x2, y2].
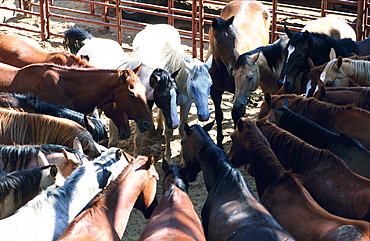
[0, 62, 153, 138]
[58, 154, 158, 241]
[256, 119, 370, 221]
[229, 118, 370, 240]
[0, 92, 108, 146]
[258, 94, 370, 151]
[0, 34, 91, 68]
[207, 0, 270, 148]
[313, 86, 370, 112]
[279, 27, 370, 92]
[0, 165, 58, 219]
[139, 159, 206, 241]
[181, 122, 295, 241]
[269, 106, 370, 179]
[0, 143, 89, 178]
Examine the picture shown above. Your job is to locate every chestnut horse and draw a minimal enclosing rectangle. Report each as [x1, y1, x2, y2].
[139, 159, 206, 241]
[0, 62, 153, 138]
[256, 119, 370, 221]
[0, 34, 91, 68]
[181, 122, 295, 241]
[229, 118, 370, 240]
[0, 108, 100, 158]
[258, 94, 370, 151]
[269, 106, 370, 179]
[313, 86, 370, 112]
[58, 154, 158, 241]
[207, 0, 270, 147]
[0, 165, 58, 219]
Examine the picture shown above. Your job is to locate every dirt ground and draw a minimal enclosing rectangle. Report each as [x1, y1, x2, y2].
[0, 9, 264, 241]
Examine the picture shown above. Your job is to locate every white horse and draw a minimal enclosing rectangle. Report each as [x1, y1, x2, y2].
[0, 147, 129, 241]
[132, 24, 213, 162]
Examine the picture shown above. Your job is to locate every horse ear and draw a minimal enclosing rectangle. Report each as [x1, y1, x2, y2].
[318, 85, 326, 99]
[212, 18, 219, 29]
[37, 150, 50, 166]
[226, 16, 234, 26]
[336, 56, 343, 68]
[62, 148, 80, 164]
[50, 165, 58, 178]
[184, 123, 192, 135]
[302, 31, 310, 41]
[236, 118, 244, 131]
[205, 54, 213, 69]
[133, 64, 142, 75]
[250, 51, 260, 64]
[264, 92, 271, 106]
[148, 154, 156, 167]
[115, 149, 122, 160]
[329, 48, 336, 60]
[284, 24, 294, 39]
[203, 120, 214, 133]
[73, 137, 84, 153]
[267, 109, 276, 123]
[149, 73, 160, 88]
[171, 68, 181, 79]
[162, 159, 170, 173]
[308, 57, 315, 70]
[282, 97, 290, 107]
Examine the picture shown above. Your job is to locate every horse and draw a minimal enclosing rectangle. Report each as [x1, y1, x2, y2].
[228, 118, 370, 240]
[57, 154, 158, 241]
[0, 147, 130, 241]
[181, 122, 295, 241]
[268, 105, 370, 179]
[233, 34, 289, 97]
[313, 86, 370, 111]
[139, 159, 206, 241]
[0, 107, 100, 158]
[132, 24, 213, 161]
[302, 16, 356, 40]
[279, 27, 370, 92]
[0, 92, 108, 146]
[207, 0, 271, 147]
[0, 164, 58, 219]
[255, 119, 370, 221]
[0, 33, 91, 68]
[258, 93, 370, 152]
[320, 57, 370, 87]
[0, 142, 89, 178]
[0, 62, 153, 139]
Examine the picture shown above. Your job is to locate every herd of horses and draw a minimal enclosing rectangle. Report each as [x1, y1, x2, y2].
[0, 0, 370, 240]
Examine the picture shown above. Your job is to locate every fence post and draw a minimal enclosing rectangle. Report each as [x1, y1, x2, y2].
[356, 0, 365, 41]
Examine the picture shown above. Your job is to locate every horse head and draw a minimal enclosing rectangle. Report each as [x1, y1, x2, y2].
[150, 68, 180, 130]
[184, 57, 213, 121]
[321, 57, 352, 87]
[209, 16, 237, 76]
[161, 159, 189, 195]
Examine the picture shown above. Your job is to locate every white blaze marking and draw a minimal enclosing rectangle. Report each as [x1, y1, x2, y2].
[320, 70, 326, 82]
[286, 45, 295, 63]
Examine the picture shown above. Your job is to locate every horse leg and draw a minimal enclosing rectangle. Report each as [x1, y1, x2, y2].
[211, 87, 224, 148]
[179, 100, 192, 166]
[108, 119, 119, 147]
[164, 114, 174, 164]
[156, 108, 165, 136]
[133, 123, 142, 157]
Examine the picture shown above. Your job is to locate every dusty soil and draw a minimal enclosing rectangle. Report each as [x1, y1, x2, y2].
[0, 8, 264, 241]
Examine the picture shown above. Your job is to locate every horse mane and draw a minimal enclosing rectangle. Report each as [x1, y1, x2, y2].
[341, 58, 370, 85]
[163, 165, 189, 194]
[0, 165, 49, 206]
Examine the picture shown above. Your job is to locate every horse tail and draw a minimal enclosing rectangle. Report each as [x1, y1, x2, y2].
[63, 27, 93, 55]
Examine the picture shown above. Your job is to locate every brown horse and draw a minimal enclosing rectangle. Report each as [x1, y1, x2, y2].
[181, 122, 295, 241]
[255, 118, 370, 221]
[229, 118, 370, 240]
[0, 108, 100, 158]
[207, 0, 270, 147]
[0, 34, 91, 68]
[313, 86, 370, 112]
[0, 62, 153, 138]
[57, 154, 158, 241]
[140, 159, 206, 241]
[258, 94, 370, 151]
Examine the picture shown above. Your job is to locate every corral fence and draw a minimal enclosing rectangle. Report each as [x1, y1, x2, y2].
[0, 0, 369, 60]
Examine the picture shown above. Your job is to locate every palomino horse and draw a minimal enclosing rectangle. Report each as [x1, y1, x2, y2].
[0, 34, 91, 68]
[258, 94, 370, 152]
[279, 27, 370, 92]
[0, 62, 153, 139]
[0, 92, 108, 146]
[233, 34, 288, 96]
[0, 108, 100, 158]
[207, 0, 270, 147]
[313, 86, 370, 112]
[256, 119, 370, 221]
[0, 142, 89, 178]
[321, 56, 370, 87]
[269, 106, 370, 179]
[0, 147, 130, 241]
[133, 24, 213, 161]
[181, 122, 295, 241]
[229, 118, 370, 240]
[58, 154, 158, 241]
[139, 159, 206, 241]
[0, 165, 58, 219]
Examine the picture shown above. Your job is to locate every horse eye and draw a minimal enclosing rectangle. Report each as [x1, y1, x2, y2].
[130, 92, 135, 98]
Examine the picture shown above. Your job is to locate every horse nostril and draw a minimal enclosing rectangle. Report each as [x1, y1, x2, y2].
[198, 114, 210, 122]
[142, 121, 152, 131]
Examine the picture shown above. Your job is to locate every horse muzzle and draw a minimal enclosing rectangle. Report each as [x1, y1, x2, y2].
[138, 120, 153, 133]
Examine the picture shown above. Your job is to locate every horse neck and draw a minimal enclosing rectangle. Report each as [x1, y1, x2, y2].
[0, 145, 37, 172]
[163, 47, 189, 94]
[345, 60, 370, 85]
